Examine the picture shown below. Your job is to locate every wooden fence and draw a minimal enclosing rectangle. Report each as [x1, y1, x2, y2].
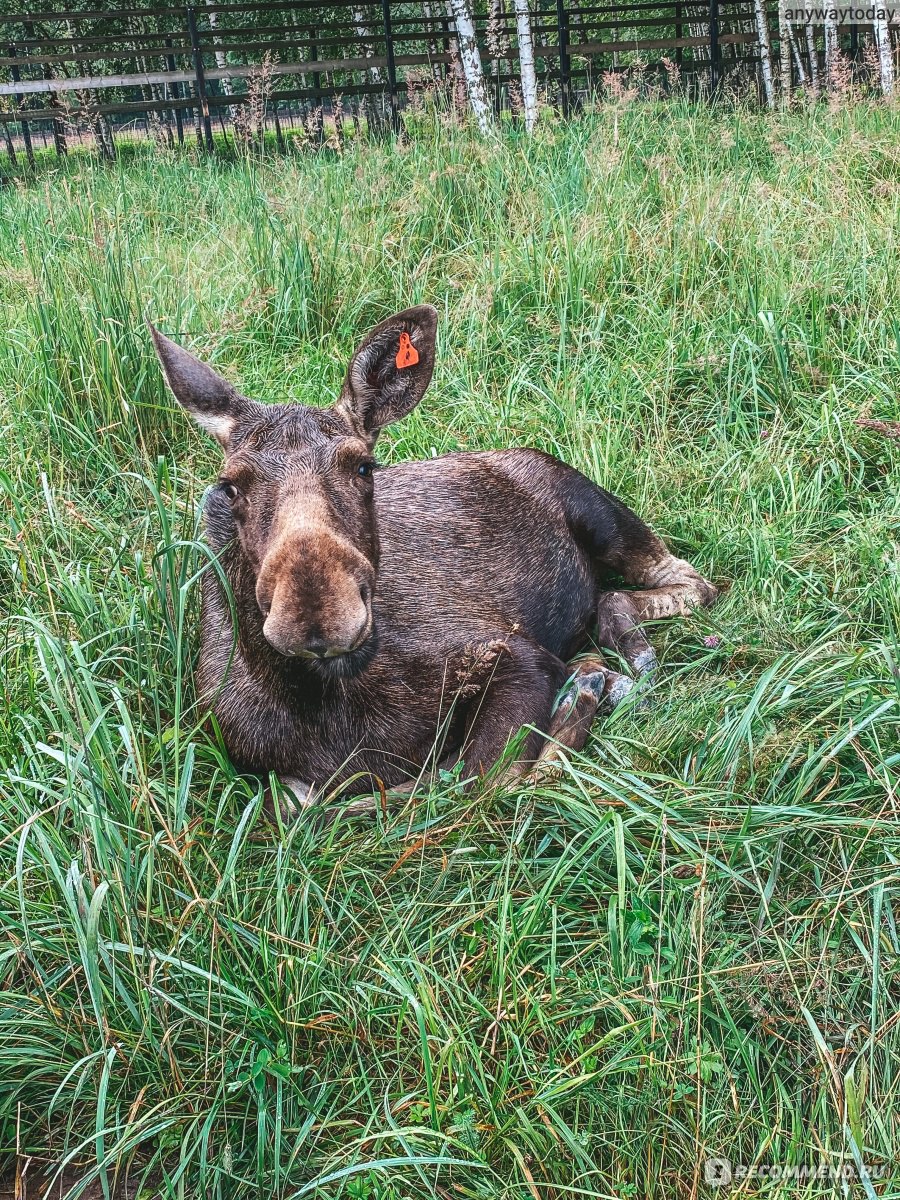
[0, 0, 769, 163]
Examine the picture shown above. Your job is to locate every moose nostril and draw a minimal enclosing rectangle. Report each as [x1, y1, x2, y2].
[359, 582, 370, 605]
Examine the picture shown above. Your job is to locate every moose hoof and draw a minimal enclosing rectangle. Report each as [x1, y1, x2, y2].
[599, 670, 635, 714]
[273, 776, 317, 822]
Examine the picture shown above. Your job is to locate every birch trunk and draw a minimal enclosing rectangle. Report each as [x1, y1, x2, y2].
[788, 23, 808, 87]
[448, 0, 494, 134]
[513, 0, 538, 131]
[873, 14, 895, 95]
[447, 12, 469, 115]
[778, 0, 792, 100]
[805, 23, 819, 94]
[353, 7, 384, 83]
[204, 0, 233, 115]
[754, 0, 775, 106]
[353, 6, 384, 129]
[824, 15, 838, 89]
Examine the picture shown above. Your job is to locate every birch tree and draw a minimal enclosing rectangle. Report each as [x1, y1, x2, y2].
[778, 0, 792, 100]
[873, 12, 895, 96]
[804, 24, 819, 95]
[754, 0, 775, 106]
[513, 0, 539, 131]
[353, 6, 384, 84]
[787, 23, 809, 88]
[447, 17, 470, 114]
[353, 6, 384, 128]
[824, 13, 838, 89]
[205, 0, 233, 110]
[447, 0, 494, 134]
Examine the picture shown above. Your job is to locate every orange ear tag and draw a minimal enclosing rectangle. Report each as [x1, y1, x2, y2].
[395, 331, 419, 369]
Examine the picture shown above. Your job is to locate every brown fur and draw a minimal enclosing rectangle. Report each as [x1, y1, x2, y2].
[148, 306, 718, 801]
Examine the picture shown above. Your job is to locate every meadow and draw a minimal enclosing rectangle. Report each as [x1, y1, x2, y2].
[1, 100, 899, 1198]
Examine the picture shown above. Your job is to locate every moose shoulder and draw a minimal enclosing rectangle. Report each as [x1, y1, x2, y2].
[149, 305, 717, 807]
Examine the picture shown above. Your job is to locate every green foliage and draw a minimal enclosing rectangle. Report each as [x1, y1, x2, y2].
[1, 103, 899, 1198]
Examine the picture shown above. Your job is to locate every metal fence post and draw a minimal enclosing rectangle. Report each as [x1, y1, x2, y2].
[381, 0, 401, 133]
[555, 0, 571, 116]
[708, 0, 722, 92]
[186, 6, 215, 151]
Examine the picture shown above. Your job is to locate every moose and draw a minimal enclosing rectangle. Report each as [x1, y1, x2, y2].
[149, 305, 717, 813]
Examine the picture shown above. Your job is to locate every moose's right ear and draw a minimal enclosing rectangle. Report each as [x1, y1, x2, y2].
[147, 322, 256, 448]
[335, 304, 438, 443]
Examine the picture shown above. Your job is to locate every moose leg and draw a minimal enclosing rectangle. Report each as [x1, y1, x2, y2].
[528, 655, 634, 779]
[463, 640, 642, 784]
[596, 554, 718, 677]
[458, 637, 570, 780]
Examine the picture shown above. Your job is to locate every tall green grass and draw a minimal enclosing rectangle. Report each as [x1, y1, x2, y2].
[1, 101, 899, 1198]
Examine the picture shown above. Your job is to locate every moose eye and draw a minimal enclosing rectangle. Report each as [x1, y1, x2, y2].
[357, 461, 375, 479]
[221, 482, 240, 501]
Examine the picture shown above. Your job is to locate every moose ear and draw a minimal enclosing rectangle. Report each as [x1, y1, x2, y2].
[147, 322, 256, 448]
[335, 304, 438, 441]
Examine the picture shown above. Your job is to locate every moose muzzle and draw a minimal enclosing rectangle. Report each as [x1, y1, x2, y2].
[256, 531, 374, 660]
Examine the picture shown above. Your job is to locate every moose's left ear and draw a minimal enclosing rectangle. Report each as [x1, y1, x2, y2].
[147, 321, 258, 449]
[335, 304, 438, 441]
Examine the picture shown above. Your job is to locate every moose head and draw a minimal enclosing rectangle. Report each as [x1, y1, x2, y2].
[149, 305, 437, 662]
